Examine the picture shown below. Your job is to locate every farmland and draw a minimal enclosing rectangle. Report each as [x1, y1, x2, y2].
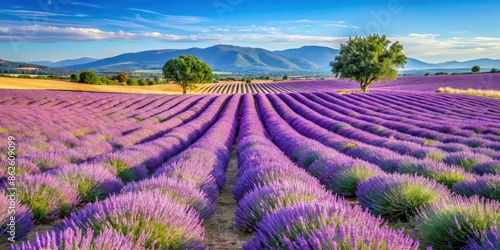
[0, 84, 499, 249]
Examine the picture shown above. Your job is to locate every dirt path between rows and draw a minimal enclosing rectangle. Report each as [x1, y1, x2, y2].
[203, 144, 251, 249]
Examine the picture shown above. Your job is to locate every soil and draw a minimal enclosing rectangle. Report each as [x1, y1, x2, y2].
[203, 145, 251, 249]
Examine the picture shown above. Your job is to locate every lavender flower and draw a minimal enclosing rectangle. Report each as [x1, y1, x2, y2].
[10, 227, 145, 250]
[0, 194, 34, 241]
[452, 174, 500, 200]
[7, 174, 79, 221]
[357, 174, 451, 221]
[60, 190, 205, 249]
[296, 223, 419, 249]
[413, 195, 500, 249]
[444, 151, 491, 171]
[121, 175, 216, 220]
[245, 201, 383, 249]
[50, 163, 124, 202]
[235, 181, 333, 232]
[472, 160, 500, 175]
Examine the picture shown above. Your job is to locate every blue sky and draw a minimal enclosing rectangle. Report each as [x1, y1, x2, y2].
[0, 0, 499, 62]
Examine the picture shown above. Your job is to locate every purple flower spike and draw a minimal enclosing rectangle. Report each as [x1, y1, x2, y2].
[235, 181, 333, 232]
[50, 163, 124, 202]
[245, 201, 383, 249]
[60, 190, 205, 249]
[357, 173, 451, 221]
[10, 227, 146, 250]
[452, 174, 500, 200]
[1, 194, 34, 241]
[298, 223, 419, 249]
[121, 175, 217, 220]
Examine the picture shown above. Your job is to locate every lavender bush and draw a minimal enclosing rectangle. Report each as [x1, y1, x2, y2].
[357, 174, 451, 221]
[412, 195, 500, 249]
[60, 190, 205, 249]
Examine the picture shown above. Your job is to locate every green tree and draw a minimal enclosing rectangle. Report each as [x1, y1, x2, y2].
[100, 76, 116, 85]
[138, 78, 147, 86]
[79, 70, 100, 84]
[330, 34, 407, 92]
[282, 74, 290, 80]
[117, 72, 128, 83]
[491, 68, 498, 73]
[162, 55, 213, 95]
[471, 65, 481, 73]
[245, 78, 252, 83]
[70, 73, 79, 82]
[127, 78, 139, 86]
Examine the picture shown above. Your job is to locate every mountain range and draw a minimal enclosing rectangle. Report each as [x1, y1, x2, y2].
[22, 44, 500, 72]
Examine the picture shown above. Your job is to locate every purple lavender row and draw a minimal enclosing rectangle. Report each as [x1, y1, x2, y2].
[110, 95, 214, 148]
[7, 95, 236, 248]
[299, 92, 500, 157]
[340, 91, 500, 135]
[313, 92, 500, 152]
[1, 95, 210, 178]
[329, 91, 500, 132]
[236, 94, 419, 249]
[328, 91, 500, 143]
[373, 91, 500, 122]
[285, 93, 500, 170]
[283, 92, 475, 161]
[258, 93, 500, 248]
[12, 95, 240, 249]
[272, 93, 500, 209]
[1, 95, 230, 242]
[260, 94, 459, 220]
[266, 93, 474, 188]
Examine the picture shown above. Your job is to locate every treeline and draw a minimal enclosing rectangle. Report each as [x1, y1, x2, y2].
[72, 71, 167, 86]
[0, 60, 75, 75]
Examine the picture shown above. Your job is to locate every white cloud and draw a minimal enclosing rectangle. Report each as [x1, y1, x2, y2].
[408, 33, 440, 39]
[69, 2, 101, 8]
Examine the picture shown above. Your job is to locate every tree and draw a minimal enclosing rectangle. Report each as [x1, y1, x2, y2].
[246, 78, 252, 83]
[70, 73, 79, 82]
[162, 55, 213, 95]
[138, 78, 147, 86]
[282, 74, 290, 80]
[491, 68, 498, 73]
[330, 34, 406, 92]
[79, 70, 100, 84]
[127, 78, 139, 86]
[117, 72, 128, 83]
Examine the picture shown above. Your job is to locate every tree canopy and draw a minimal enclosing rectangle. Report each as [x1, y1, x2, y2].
[471, 65, 481, 73]
[79, 70, 100, 85]
[330, 34, 406, 92]
[162, 55, 213, 94]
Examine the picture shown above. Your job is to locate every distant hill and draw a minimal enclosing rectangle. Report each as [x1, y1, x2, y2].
[274, 46, 340, 70]
[27, 57, 98, 68]
[57, 44, 500, 72]
[0, 60, 75, 75]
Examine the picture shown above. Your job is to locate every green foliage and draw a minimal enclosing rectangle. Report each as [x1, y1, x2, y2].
[100, 76, 116, 85]
[117, 72, 128, 83]
[412, 196, 500, 249]
[471, 65, 481, 73]
[491, 68, 498, 73]
[245, 78, 252, 83]
[424, 72, 430, 76]
[282, 74, 290, 80]
[138, 78, 147, 86]
[162, 55, 213, 94]
[17, 74, 32, 79]
[126, 78, 139, 86]
[435, 72, 448, 75]
[79, 70, 100, 84]
[331, 34, 406, 92]
[70, 73, 79, 82]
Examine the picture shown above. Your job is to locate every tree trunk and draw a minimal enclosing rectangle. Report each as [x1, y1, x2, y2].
[183, 86, 187, 95]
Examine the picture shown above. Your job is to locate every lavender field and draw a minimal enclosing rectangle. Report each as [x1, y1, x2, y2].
[197, 73, 500, 94]
[1, 88, 500, 249]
